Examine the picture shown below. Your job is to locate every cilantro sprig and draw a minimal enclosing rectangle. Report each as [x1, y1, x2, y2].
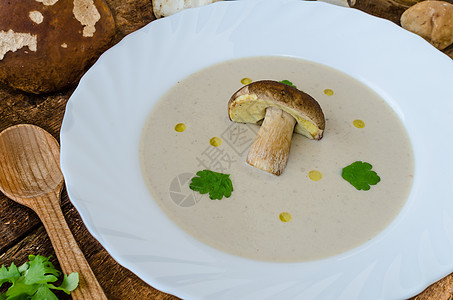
[189, 170, 233, 200]
[279, 80, 297, 88]
[0, 255, 79, 300]
[342, 161, 381, 191]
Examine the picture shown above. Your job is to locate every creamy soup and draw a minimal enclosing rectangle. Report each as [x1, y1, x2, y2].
[140, 56, 414, 262]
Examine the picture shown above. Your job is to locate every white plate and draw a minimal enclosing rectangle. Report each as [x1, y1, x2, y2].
[60, 0, 453, 299]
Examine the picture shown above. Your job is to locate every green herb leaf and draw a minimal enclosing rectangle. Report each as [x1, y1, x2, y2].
[31, 286, 58, 300]
[279, 80, 297, 88]
[48, 273, 79, 294]
[342, 161, 380, 191]
[0, 263, 20, 288]
[0, 255, 79, 299]
[189, 170, 233, 200]
[18, 261, 30, 274]
[24, 255, 60, 285]
[5, 276, 39, 298]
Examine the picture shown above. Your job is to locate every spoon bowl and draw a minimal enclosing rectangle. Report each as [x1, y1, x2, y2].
[0, 124, 63, 203]
[0, 124, 107, 299]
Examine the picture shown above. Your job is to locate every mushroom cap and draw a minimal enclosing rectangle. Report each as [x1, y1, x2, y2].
[400, 0, 453, 50]
[0, 0, 116, 94]
[228, 80, 325, 140]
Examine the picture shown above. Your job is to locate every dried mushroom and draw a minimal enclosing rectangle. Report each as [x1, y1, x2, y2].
[401, 1, 453, 50]
[0, 0, 116, 94]
[228, 80, 325, 176]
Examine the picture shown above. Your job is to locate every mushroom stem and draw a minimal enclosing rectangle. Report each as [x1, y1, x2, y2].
[246, 106, 296, 176]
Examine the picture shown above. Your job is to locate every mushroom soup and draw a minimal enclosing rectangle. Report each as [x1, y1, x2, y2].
[140, 56, 414, 262]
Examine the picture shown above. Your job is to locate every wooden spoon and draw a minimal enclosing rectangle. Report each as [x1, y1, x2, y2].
[0, 124, 107, 299]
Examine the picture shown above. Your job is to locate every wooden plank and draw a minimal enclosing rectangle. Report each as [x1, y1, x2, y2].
[0, 196, 40, 253]
[105, 0, 156, 41]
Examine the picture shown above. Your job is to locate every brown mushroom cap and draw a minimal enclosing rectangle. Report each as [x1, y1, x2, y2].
[0, 0, 116, 94]
[228, 80, 325, 140]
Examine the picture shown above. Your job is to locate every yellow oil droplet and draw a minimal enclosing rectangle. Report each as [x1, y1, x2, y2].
[324, 89, 334, 96]
[210, 137, 222, 147]
[353, 119, 365, 128]
[278, 212, 293, 222]
[308, 170, 322, 181]
[241, 77, 252, 85]
[174, 123, 186, 132]
[279, 212, 292, 222]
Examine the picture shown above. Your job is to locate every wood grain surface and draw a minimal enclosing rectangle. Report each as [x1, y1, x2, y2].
[0, 1, 451, 299]
[0, 125, 107, 299]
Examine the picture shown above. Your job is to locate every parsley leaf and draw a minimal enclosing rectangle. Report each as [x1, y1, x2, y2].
[0, 263, 20, 287]
[5, 276, 39, 298]
[48, 273, 79, 294]
[279, 80, 297, 88]
[25, 255, 60, 285]
[342, 161, 380, 191]
[33, 286, 59, 300]
[0, 255, 79, 300]
[189, 170, 233, 200]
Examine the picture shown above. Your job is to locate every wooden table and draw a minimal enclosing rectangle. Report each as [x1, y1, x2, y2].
[1, 0, 452, 299]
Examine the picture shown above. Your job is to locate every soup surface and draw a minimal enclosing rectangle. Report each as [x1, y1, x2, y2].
[140, 56, 414, 262]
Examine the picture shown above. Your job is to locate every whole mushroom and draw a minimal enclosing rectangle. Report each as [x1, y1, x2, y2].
[401, 1, 453, 50]
[0, 0, 116, 94]
[228, 80, 325, 176]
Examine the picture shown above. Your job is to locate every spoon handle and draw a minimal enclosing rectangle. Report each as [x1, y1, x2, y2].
[32, 190, 107, 299]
